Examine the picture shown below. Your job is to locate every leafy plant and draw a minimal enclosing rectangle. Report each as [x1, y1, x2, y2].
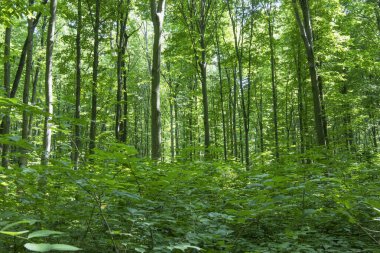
[0, 220, 81, 252]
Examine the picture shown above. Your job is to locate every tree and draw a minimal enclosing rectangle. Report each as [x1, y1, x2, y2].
[1, 27, 11, 168]
[150, 0, 166, 160]
[72, 0, 82, 169]
[267, 2, 279, 160]
[292, 0, 327, 146]
[226, 0, 251, 168]
[20, 0, 36, 167]
[41, 0, 57, 165]
[179, 0, 214, 157]
[89, 0, 100, 156]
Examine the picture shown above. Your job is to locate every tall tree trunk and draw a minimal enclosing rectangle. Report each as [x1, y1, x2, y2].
[9, 0, 48, 99]
[73, 0, 82, 169]
[89, 0, 100, 156]
[296, 42, 306, 160]
[268, 8, 279, 160]
[115, 0, 131, 141]
[232, 68, 238, 158]
[179, 0, 213, 158]
[174, 95, 179, 155]
[370, 113, 378, 149]
[1, 27, 11, 168]
[41, 0, 57, 165]
[215, 26, 227, 161]
[227, 0, 249, 168]
[292, 0, 327, 146]
[199, 49, 211, 157]
[259, 81, 264, 153]
[122, 61, 128, 143]
[29, 17, 47, 139]
[20, 2, 35, 167]
[150, 0, 165, 160]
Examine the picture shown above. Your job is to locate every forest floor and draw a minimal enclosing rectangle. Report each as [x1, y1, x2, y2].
[0, 148, 380, 252]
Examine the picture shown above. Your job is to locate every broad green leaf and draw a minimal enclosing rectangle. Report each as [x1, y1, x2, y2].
[27, 230, 64, 239]
[24, 243, 81, 252]
[0, 230, 29, 236]
[1, 219, 39, 231]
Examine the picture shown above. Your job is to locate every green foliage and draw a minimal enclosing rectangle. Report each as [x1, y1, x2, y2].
[1, 152, 379, 252]
[24, 243, 81, 252]
[0, 220, 81, 252]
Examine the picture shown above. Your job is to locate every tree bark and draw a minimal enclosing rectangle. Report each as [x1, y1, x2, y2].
[268, 7, 279, 160]
[41, 0, 57, 165]
[115, 0, 131, 142]
[179, 0, 213, 158]
[72, 0, 82, 169]
[1, 27, 11, 168]
[150, 0, 165, 160]
[295, 41, 306, 161]
[227, 0, 249, 168]
[292, 0, 327, 146]
[215, 26, 227, 161]
[20, 0, 36, 167]
[9, 0, 48, 99]
[89, 0, 100, 156]
[29, 17, 47, 139]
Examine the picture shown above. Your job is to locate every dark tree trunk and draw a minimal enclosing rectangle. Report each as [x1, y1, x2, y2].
[122, 62, 128, 143]
[292, 0, 327, 146]
[115, 0, 131, 142]
[1, 27, 11, 168]
[9, 0, 47, 99]
[268, 9, 279, 160]
[20, 2, 35, 167]
[296, 42, 306, 160]
[89, 0, 100, 156]
[227, 0, 250, 168]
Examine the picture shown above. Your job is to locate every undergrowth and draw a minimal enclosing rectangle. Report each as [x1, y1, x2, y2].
[0, 147, 379, 252]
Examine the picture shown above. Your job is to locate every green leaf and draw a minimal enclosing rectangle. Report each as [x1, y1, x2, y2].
[167, 243, 201, 252]
[27, 230, 64, 239]
[1, 219, 39, 231]
[0, 230, 29, 236]
[24, 243, 82, 252]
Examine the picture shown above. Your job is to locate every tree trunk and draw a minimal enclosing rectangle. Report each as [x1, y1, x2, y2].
[29, 17, 47, 140]
[150, 0, 165, 160]
[89, 0, 100, 156]
[232, 68, 238, 158]
[9, 0, 47, 99]
[292, 0, 327, 146]
[115, 1, 130, 142]
[73, 0, 82, 169]
[268, 9, 279, 160]
[1, 27, 11, 168]
[122, 61, 128, 143]
[296, 41, 306, 160]
[259, 81, 264, 153]
[227, 0, 249, 168]
[199, 53, 210, 157]
[215, 27, 227, 161]
[20, 3, 35, 167]
[41, 0, 57, 166]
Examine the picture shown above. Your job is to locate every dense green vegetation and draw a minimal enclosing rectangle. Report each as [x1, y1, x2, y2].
[0, 0, 379, 252]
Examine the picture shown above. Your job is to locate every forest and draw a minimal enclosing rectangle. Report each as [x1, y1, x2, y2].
[0, 0, 379, 252]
